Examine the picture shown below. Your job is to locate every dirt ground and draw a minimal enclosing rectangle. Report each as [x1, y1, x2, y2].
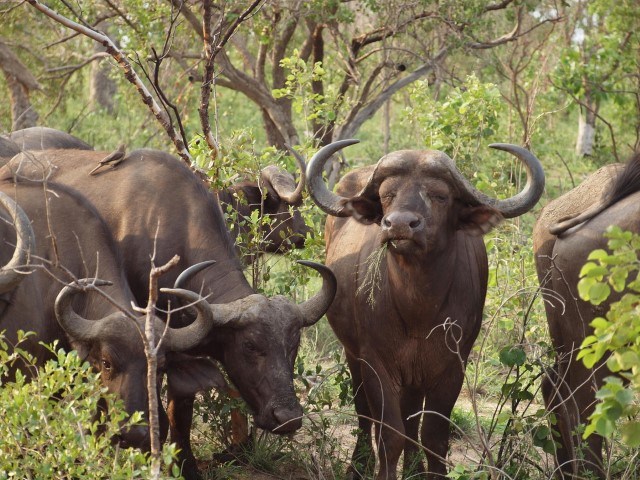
[189, 390, 537, 480]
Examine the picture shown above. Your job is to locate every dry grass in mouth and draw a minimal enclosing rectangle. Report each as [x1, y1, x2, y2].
[356, 243, 388, 307]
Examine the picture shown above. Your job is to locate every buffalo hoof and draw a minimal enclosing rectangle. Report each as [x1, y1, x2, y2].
[177, 457, 202, 480]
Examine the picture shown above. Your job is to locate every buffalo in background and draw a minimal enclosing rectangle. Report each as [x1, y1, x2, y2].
[9, 126, 94, 151]
[534, 154, 640, 478]
[306, 140, 544, 479]
[1, 147, 337, 480]
[0, 182, 219, 450]
[4, 126, 310, 257]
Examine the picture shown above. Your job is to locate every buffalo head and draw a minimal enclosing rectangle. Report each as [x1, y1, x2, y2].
[222, 152, 310, 254]
[172, 260, 336, 433]
[55, 280, 222, 449]
[307, 140, 545, 255]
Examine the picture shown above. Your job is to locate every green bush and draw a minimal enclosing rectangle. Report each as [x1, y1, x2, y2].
[0, 332, 181, 480]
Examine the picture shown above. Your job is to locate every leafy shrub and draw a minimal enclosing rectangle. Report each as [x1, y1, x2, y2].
[0, 332, 180, 480]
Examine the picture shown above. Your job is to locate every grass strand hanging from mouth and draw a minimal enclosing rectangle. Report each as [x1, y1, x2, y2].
[356, 243, 388, 307]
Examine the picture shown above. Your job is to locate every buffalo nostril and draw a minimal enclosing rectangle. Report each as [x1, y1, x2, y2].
[381, 217, 392, 229]
[271, 404, 303, 433]
[409, 218, 423, 230]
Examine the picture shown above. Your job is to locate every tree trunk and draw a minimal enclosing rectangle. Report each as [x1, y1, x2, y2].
[575, 105, 597, 156]
[0, 40, 40, 130]
[89, 23, 117, 114]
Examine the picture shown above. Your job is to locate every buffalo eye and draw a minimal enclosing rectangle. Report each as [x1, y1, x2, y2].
[243, 340, 260, 355]
[101, 359, 113, 377]
[431, 194, 448, 204]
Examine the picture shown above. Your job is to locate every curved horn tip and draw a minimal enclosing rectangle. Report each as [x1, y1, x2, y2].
[296, 260, 336, 280]
[488, 143, 521, 152]
[173, 260, 216, 289]
[296, 259, 326, 270]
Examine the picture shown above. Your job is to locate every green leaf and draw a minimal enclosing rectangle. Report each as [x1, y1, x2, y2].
[621, 422, 640, 447]
[499, 346, 526, 367]
[589, 282, 611, 305]
[579, 262, 609, 279]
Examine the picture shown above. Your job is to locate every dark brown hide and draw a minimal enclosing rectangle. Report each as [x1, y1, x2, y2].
[0, 182, 220, 451]
[533, 155, 640, 478]
[308, 143, 544, 479]
[0, 135, 21, 160]
[9, 126, 93, 151]
[0, 148, 335, 480]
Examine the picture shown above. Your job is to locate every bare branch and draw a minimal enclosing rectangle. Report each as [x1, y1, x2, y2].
[200, 0, 263, 159]
[26, 0, 193, 164]
[338, 47, 449, 140]
[144, 254, 180, 476]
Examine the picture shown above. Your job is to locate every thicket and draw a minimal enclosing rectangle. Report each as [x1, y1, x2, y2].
[1, 0, 639, 479]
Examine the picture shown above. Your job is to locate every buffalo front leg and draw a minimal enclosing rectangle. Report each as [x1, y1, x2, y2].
[421, 375, 463, 479]
[360, 359, 405, 480]
[400, 388, 426, 478]
[167, 393, 200, 480]
[346, 353, 376, 479]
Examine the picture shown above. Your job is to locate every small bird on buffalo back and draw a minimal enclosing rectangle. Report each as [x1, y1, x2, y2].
[89, 143, 127, 176]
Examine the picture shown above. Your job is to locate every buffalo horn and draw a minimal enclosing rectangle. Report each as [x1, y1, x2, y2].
[260, 147, 306, 207]
[159, 288, 216, 351]
[297, 260, 337, 327]
[452, 144, 545, 219]
[0, 191, 35, 293]
[174, 260, 216, 289]
[55, 279, 114, 340]
[305, 139, 361, 216]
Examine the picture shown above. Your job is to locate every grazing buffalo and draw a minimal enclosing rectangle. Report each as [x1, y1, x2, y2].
[306, 140, 545, 479]
[9, 126, 94, 151]
[1, 148, 337, 479]
[533, 155, 638, 478]
[0, 182, 220, 450]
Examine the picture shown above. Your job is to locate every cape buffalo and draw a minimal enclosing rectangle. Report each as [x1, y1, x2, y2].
[217, 158, 311, 259]
[1, 148, 336, 479]
[8, 127, 309, 257]
[0, 182, 220, 450]
[306, 140, 545, 479]
[533, 155, 638, 478]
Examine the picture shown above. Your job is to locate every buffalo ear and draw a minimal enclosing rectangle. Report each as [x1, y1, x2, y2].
[458, 204, 503, 236]
[345, 196, 383, 225]
[166, 353, 227, 397]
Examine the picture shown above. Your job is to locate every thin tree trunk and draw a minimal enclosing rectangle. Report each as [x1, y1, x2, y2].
[89, 23, 117, 114]
[0, 40, 40, 130]
[575, 104, 597, 156]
